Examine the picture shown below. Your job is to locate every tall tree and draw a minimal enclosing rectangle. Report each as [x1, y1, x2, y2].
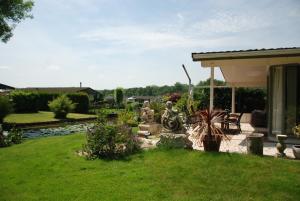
[114, 87, 124, 107]
[0, 0, 34, 43]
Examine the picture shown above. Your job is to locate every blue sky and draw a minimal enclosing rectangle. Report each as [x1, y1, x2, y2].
[1, 0, 300, 89]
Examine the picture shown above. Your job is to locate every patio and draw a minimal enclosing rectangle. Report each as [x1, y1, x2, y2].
[189, 123, 296, 159]
[139, 122, 297, 159]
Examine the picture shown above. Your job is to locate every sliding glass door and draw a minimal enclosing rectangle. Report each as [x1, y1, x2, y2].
[269, 64, 300, 135]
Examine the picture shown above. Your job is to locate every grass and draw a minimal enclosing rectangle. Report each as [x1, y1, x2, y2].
[0, 134, 300, 201]
[4, 111, 97, 124]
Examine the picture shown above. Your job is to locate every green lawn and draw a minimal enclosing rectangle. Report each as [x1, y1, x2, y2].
[0, 134, 300, 201]
[4, 111, 96, 124]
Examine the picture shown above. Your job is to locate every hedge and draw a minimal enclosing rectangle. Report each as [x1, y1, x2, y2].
[10, 91, 90, 113]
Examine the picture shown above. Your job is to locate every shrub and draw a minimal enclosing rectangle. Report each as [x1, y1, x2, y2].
[118, 110, 139, 127]
[67, 93, 90, 113]
[37, 93, 58, 111]
[150, 100, 165, 123]
[10, 127, 23, 144]
[48, 95, 76, 119]
[0, 96, 13, 123]
[126, 102, 142, 112]
[10, 90, 39, 113]
[0, 125, 23, 147]
[83, 122, 141, 159]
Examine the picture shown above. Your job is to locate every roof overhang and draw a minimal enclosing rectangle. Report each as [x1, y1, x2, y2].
[192, 48, 300, 87]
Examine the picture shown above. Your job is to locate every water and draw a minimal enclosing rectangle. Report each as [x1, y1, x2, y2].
[23, 123, 94, 138]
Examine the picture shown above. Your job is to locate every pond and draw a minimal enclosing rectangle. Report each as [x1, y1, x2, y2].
[22, 123, 94, 138]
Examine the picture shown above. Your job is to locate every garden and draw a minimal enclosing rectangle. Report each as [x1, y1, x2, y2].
[0, 84, 300, 201]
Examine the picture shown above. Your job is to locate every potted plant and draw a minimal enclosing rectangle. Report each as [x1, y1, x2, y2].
[292, 124, 300, 159]
[191, 109, 229, 152]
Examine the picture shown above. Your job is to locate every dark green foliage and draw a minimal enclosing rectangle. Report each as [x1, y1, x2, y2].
[67, 93, 90, 113]
[0, 95, 13, 123]
[10, 90, 39, 113]
[236, 88, 266, 112]
[11, 91, 89, 113]
[0, 125, 22, 147]
[100, 82, 189, 97]
[194, 79, 266, 112]
[48, 95, 75, 119]
[0, 0, 34, 43]
[150, 100, 165, 123]
[10, 127, 23, 144]
[83, 122, 141, 159]
[37, 93, 58, 111]
[114, 87, 124, 107]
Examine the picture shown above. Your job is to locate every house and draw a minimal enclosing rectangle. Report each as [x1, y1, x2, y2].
[21, 87, 101, 102]
[0, 83, 15, 95]
[192, 47, 300, 136]
[127, 96, 157, 103]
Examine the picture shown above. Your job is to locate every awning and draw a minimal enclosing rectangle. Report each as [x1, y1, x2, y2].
[192, 47, 300, 87]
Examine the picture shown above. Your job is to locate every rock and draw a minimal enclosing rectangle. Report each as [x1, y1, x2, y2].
[156, 133, 193, 149]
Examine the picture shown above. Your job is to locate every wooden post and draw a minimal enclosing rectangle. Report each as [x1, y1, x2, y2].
[232, 87, 235, 113]
[210, 67, 214, 111]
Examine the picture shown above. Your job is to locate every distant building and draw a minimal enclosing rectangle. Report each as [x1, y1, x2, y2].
[0, 83, 15, 95]
[21, 87, 101, 102]
[127, 96, 157, 103]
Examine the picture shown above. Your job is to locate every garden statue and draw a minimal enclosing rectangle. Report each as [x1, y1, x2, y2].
[157, 101, 192, 149]
[140, 101, 154, 124]
[276, 134, 288, 158]
[161, 101, 184, 133]
[137, 101, 161, 138]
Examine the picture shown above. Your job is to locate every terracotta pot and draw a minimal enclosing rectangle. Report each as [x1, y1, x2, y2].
[292, 145, 300, 159]
[203, 135, 222, 152]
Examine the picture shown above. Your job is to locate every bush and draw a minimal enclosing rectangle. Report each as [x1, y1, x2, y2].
[150, 100, 165, 123]
[67, 93, 90, 113]
[118, 110, 139, 127]
[48, 95, 76, 119]
[37, 93, 58, 111]
[0, 125, 23, 147]
[0, 96, 13, 123]
[10, 90, 39, 113]
[83, 122, 141, 159]
[10, 127, 23, 144]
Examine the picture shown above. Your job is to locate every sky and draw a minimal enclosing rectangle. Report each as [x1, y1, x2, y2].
[0, 0, 300, 90]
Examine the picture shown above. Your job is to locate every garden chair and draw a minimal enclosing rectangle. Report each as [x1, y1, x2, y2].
[224, 112, 244, 133]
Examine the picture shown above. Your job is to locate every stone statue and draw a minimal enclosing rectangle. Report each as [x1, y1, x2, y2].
[161, 101, 184, 133]
[140, 101, 154, 124]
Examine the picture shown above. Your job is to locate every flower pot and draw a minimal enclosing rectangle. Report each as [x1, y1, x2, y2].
[246, 133, 264, 156]
[292, 145, 300, 159]
[203, 135, 222, 152]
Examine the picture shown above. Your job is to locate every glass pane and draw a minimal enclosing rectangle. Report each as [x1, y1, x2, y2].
[285, 66, 300, 135]
[271, 66, 283, 134]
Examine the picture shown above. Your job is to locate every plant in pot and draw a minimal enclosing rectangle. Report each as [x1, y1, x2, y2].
[191, 109, 229, 152]
[292, 124, 300, 159]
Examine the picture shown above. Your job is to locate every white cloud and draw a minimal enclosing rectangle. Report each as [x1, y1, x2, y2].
[46, 64, 61, 71]
[0, 66, 10, 70]
[193, 12, 270, 34]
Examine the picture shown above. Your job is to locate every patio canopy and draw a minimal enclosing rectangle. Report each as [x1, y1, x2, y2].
[192, 47, 300, 111]
[192, 47, 300, 87]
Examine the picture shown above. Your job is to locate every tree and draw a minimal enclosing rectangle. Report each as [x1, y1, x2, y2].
[114, 87, 124, 108]
[48, 95, 75, 119]
[0, 96, 13, 123]
[0, 0, 34, 43]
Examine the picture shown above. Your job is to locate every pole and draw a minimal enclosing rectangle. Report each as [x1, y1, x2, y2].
[210, 67, 214, 111]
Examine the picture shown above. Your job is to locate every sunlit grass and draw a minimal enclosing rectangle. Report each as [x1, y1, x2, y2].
[0, 133, 299, 201]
